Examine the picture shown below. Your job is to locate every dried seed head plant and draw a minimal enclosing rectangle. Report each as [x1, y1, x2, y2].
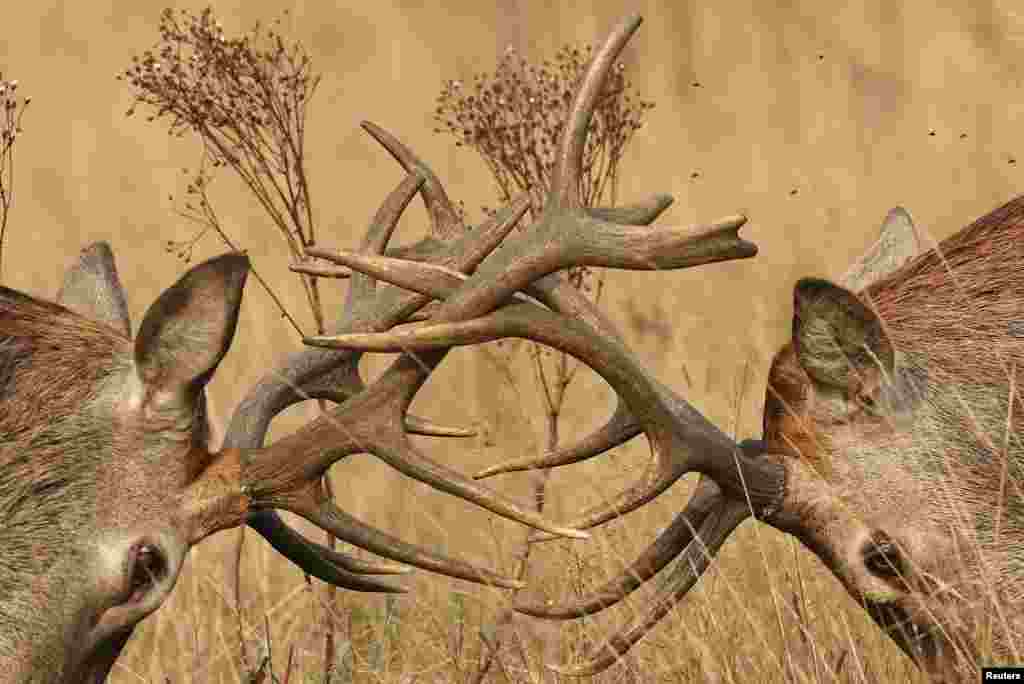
[432, 42, 656, 680]
[0, 74, 31, 281]
[119, 6, 322, 334]
[433, 43, 654, 340]
[434, 43, 654, 220]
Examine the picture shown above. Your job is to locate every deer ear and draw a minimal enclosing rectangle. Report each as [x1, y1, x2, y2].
[791, 278, 893, 391]
[840, 207, 923, 292]
[57, 242, 132, 337]
[135, 253, 250, 403]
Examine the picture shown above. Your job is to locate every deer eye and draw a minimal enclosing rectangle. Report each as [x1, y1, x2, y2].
[862, 535, 903, 578]
[127, 543, 167, 602]
[855, 391, 880, 414]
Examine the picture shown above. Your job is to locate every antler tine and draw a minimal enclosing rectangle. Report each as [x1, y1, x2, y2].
[403, 415, 476, 437]
[299, 377, 475, 437]
[248, 511, 409, 594]
[342, 171, 424, 319]
[546, 499, 751, 676]
[475, 402, 641, 478]
[273, 486, 526, 589]
[525, 453, 681, 543]
[550, 13, 643, 211]
[291, 262, 352, 279]
[586, 194, 674, 225]
[301, 250, 537, 311]
[306, 194, 531, 311]
[361, 120, 464, 240]
[515, 478, 723, 618]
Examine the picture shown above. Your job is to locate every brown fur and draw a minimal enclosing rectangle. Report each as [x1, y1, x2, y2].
[0, 288, 134, 678]
[0, 289, 128, 604]
[866, 194, 1024, 389]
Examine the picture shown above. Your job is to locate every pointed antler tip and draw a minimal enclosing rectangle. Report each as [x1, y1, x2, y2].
[472, 465, 503, 479]
[528, 529, 559, 544]
[545, 662, 590, 677]
[612, 12, 643, 30]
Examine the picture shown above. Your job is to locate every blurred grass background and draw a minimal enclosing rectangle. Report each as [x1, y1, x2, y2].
[3, 1, 1024, 681]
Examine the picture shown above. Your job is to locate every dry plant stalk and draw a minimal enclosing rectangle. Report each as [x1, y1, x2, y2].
[0, 74, 31, 281]
[433, 42, 654, 680]
[120, 8, 344, 680]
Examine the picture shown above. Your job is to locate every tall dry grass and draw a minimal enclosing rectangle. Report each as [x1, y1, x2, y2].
[2, 3, 1020, 682]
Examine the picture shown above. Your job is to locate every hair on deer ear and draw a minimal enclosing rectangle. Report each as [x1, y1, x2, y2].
[134, 253, 250, 400]
[56, 242, 132, 337]
[791, 278, 893, 391]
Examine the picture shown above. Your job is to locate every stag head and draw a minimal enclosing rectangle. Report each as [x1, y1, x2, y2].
[764, 201, 1024, 679]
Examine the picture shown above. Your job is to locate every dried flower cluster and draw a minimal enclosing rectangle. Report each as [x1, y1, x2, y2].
[433, 42, 653, 307]
[0, 77, 29, 146]
[120, 7, 321, 265]
[433, 43, 654, 220]
[1, 74, 31, 279]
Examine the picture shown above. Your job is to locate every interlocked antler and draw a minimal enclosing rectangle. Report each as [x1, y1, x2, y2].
[303, 13, 787, 674]
[178, 121, 597, 594]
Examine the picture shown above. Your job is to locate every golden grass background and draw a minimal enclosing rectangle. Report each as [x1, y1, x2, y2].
[3, 1, 1024, 681]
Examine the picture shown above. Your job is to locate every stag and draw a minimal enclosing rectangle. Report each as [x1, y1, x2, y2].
[322, 13, 1024, 683]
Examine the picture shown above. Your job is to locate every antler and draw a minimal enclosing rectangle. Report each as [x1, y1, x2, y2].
[303, 12, 788, 673]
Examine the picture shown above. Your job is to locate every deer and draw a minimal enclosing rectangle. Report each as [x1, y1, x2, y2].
[321, 13, 1024, 684]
